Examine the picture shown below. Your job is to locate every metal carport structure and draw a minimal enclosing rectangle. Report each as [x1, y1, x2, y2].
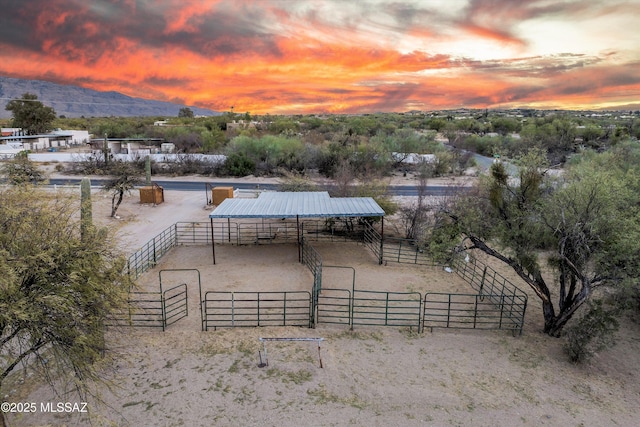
[208, 191, 385, 264]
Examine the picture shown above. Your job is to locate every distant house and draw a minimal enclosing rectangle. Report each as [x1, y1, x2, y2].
[0, 128, 89, 152]
[226, 120, 256, 131]
[392, 152, 437, 165]
[88, 137, 164, 155]
[52, 129, 90, 145]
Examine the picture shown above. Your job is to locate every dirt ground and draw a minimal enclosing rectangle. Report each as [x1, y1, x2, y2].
[5, 181, 640, 427]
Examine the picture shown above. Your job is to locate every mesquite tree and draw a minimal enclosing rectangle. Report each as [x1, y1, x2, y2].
[102, 162, 141, 218]
[437, 146, 640, 336]
[0, 186, 131, 427]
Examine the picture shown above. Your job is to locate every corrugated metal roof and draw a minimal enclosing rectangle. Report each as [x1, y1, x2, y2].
[209, 191, 385, 218]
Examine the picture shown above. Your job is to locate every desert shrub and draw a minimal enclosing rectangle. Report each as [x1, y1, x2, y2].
[1, 151, 47, 184]
[65, 152, 116, 175]
[224, 152, 256, 177]
[563, 300, 619, 364]
[225, 134, 305, 175]
[278, 173, 318, 192]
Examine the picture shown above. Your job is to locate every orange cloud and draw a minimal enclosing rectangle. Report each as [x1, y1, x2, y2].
[0, 0, 638, 114]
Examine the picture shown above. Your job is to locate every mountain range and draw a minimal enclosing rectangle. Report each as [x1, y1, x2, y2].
[0, 76, 219, 119]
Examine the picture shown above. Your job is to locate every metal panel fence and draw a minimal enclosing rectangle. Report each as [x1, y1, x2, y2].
[423, 292, 523, 333]
[351, 290, 422, 330]
[128, 220, 367, 279]
[381, 237, 439, 266]
[450, 256, 527, 334]
[175, 222, 211, 244]
[359, 225, 528, 334]
[202, 291, 312, 330]
[107, 291, 165, 329]
[301, 219, 365, 243]
[363, 223, 382, 263]
[127, 226, 177, 279]
[127, 222, 214, 279]
[123, 222, 527, 335]
[237, 221, 298, 244]
[316, 288, 352, 326]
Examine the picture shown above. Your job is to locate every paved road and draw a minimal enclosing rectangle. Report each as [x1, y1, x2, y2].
[48, 178, 470, 197]
[470, 152, 519, 176]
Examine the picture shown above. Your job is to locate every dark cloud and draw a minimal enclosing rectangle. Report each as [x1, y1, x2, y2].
[465, 53, 605, 78]
[338, 82, 422, 113]
[558, 84, 592, 96]
[499, 85, 547, 103]
[600, 65, 640, 86]
[0, 0, 281, 64]
[141, 75, 197, 87]
[378, 2, 444, 34]
[0, 0, 51, 51]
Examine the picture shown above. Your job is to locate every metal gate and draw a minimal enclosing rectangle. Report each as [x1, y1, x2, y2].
[352, 290, 422, 330]
[202, 291, 312, 331]
[316, 288, 352, 326]
[107, 291, 165, 329]
[159, 269, 203, 330]
[162, 283, 188, 327]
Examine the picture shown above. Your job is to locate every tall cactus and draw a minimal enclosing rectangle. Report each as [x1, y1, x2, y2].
[80, 177, 92, 239]
[145, 155, 151, 185]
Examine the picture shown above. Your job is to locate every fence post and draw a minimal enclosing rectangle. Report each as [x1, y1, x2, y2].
[256, 292, 260, 326]
[385, 293, 390, 326]
[379, 219, 384, 265]
[283, 292, 287, 326]
[473, 295, 478, 329]
[161, 293, 166, 331]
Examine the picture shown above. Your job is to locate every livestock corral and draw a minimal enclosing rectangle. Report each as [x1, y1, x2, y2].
[6, 191, 640, 427]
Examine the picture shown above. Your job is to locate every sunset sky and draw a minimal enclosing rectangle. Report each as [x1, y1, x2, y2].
[1, 0, 639, 114]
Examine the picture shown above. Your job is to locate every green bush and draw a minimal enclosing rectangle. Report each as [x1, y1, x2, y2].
[563, 300, 619, 364]
[224, 152, 256, 177]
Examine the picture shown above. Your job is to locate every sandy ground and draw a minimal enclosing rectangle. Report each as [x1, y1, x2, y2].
[4, 180, 640, 427]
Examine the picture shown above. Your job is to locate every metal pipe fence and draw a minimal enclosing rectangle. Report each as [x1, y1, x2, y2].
[381, 236, 440, 266]
[202, 291, 312, 330]
[450, 256, 528, 334]
[123, 222, 527, 335]
[127, 225, 177, 279]
[351, 290, 422, 330]
[316, 288, 352, 326]
[363, 223, 381, 262]
[423, 292, 524, 334]
[107, 291, 165, 329]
